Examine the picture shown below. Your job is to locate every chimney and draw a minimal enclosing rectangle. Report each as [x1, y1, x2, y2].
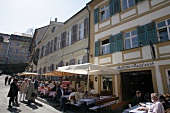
[55, 18, 57, 22]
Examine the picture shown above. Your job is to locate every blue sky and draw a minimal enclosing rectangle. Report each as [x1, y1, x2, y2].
[0, 0, 90, 34]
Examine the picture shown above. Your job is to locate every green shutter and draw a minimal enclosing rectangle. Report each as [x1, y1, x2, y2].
[116, 32, 123, 51]
[109, 0, 114, 16]
[135, 0, 143, 4]
[113, 0, 121, 14]
[109, 35, 117, 53]
[94, 8, 99, 24]
[146, 22, 158, 44]
[137, 25, 147, 46]
[95, 40, 100, 56]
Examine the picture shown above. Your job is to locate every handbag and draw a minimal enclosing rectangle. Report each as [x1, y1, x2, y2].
[31, 92, 35, 97]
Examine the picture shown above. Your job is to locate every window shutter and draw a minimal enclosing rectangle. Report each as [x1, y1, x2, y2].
[51, 40, 53, 53]
[116, 32, 123, 51]
[48, 42, 50, 54]
[137, 25, 147, 46]
[109, 0, 114, 16]
[135, 0, 143, 4]
[83, 55, 88, 63]
[113, 0, 121, 14]
[95, 40, 100, 57]
[146, 22, 158, 44]
[60, 34, 63, 49]
[54, 37, 57, 51]
[71, 26, 74, 44]
[109, 35, 117, 53]
[110, 0, 121, 16]
[63, 32, 67, 47]
[84, 18, 88, 38]
[75, 25, 78, 42]
[94, 8, 99, 24]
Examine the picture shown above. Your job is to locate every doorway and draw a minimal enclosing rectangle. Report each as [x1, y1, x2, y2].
[121, 70, 154, 101]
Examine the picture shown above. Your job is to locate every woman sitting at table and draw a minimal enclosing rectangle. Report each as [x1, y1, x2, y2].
[75, 88, 83, 103]
[50, 81, 56, 91]
[138, 93, 165, 113]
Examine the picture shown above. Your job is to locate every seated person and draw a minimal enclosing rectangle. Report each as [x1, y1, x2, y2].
[132, 90, 142, 106]
[39, 81, 45, 87]
[160, 95, 170, 110]
[138, 93, 165, 113]
[50, 81, 56, 91]
[89, 87, 96, 94]
[75, 88, 83, 103]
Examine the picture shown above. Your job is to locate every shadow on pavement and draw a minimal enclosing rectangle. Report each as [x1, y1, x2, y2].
[33, 101, 43, 107]
[7, 107, 21, 113]
[26, 104, 38, 110]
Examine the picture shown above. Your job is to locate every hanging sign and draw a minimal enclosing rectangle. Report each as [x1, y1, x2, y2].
[117, 62, 154, 70]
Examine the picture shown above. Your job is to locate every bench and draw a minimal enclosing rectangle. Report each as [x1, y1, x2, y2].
[89, 96, 119, 112]
[111, 99, 131, 112]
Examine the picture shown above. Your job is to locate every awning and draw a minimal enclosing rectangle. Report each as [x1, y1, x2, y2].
[17, 72, 39, 76]
[42, 70, 75, 76]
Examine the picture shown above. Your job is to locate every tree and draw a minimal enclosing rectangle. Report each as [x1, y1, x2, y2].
[22, 28, 35, 37]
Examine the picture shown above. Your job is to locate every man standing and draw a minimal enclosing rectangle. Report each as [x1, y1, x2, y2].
[19, 78, 28, 101]
[33, 77, 38, 102]
[7, 79, 19, 108]
[5, 76, 8, 85]
[25, 79, 35, 105]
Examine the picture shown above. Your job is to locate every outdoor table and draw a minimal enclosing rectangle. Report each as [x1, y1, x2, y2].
[78, 98, 97, 105]
[100, 96, 112, 99]
[123, 102, 152, 113]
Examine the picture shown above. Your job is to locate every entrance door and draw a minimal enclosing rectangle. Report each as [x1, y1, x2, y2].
[165, 69, 170, 93]
[121, 70, 154, 101]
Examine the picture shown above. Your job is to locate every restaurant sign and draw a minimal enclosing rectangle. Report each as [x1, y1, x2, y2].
[117, 62, 154, 70]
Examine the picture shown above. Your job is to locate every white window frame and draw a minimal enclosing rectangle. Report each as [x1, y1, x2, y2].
[157, 18, 170, 42]
[14, 57, 17, 61]
[101, 75, 112, 90]
[101, 43, 110, 55]
[100, 4, 110, 21]
[124, 29, 138, 49]
[165, 69, 170, 93]
[79, 23, 84, 40]
[67, 30, 71, 45]
[122, 0, 135, 11]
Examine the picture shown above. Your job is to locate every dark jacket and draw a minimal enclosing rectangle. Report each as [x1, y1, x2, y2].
[34, 80, 38, 90]
[132, 95, 142, 106]
[7, 82, 18, 97]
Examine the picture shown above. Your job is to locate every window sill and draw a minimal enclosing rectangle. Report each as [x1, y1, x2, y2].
[120, 5, 137, 15]
[98, 18, 111, 25]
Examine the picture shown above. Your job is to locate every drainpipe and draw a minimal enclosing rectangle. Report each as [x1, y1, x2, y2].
[87, 5, 90, 63]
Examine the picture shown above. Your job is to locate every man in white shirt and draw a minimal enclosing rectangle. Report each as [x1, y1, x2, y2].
[89, 87, 96, 94]
[138, 93, 165, 113]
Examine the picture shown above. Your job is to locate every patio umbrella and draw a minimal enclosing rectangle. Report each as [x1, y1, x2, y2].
[42, 70, 75, 77]
[17, 72, 39, 76]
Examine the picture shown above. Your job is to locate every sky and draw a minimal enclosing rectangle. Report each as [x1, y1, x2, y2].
[0, 0, 91, 35]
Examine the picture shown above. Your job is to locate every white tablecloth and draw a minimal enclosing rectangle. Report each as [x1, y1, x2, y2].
[123, 103, 152, 113]
[78, 98, 97, 105]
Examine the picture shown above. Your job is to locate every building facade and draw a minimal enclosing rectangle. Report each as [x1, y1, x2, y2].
[7, 34, 32, 64]
[88, 0, 170, 100]
[32, 6, 90, 88]
[0, 33, 10, 64]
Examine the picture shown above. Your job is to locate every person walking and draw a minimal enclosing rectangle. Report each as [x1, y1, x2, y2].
[5, 76, 8, 85]
[8, 77, 12, 85]
[7, 79, 19, 108]
[25, 79, 35, 105]
[19, 78, 28, 101]
[33, 77, 38, 102]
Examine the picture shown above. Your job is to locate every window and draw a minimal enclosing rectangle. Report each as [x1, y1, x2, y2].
[10, 42, 14, 46]
[157, 19, 170, 42]
[124, 29, 138, 49]
[1, 52, 4, 56]
[100, 4, 110, 21]
[122, 0, 135, 11]
[14, 57, 17, 61]
[166, 69, 170, 92]
[3, 44, 6, 48]
[101, 39, 110, 55]
[16, 49, 18, 53]
[17, 43, 20, 46]
[52, 27, 56, 33]
[79, 23, 84, 40]
[102, 75, 112, 91]
[10, 48, 13, 53]
[67, 30, 71, 45]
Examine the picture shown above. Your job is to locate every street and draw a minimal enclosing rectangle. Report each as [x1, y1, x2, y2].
[0, 75, 61, 113]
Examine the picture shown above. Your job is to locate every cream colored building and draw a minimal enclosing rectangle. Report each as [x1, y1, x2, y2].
[88, 0, 170, 101]
[32, 6, 89, 88]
